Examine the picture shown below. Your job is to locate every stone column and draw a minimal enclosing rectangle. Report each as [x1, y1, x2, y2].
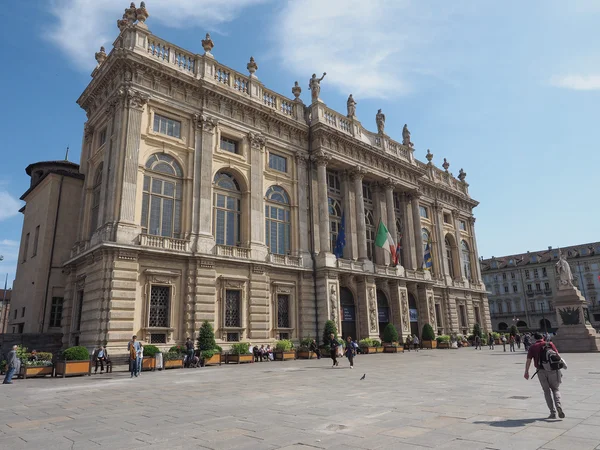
[192, 114, 218, 253]
[314, 152, 331, 254]
[434, 204, 450, 280]
[77, 124, 94, 242]
[400, 193, 416, 270]
[115, 89, 148, 244]
[248, 133, 268, 261]
[372, 184, 384, 265]
[384, 180, 397, 265]
[452, 210, 467, 281]
[340, 172, 356, 260]
[357, 277, 379, 339]
[411, 192, 424, 269]
[390, 281, 410, 340]
[469, 217, 484, 285]
[296, 155, 310, 263]
[351, 168, 368, 261]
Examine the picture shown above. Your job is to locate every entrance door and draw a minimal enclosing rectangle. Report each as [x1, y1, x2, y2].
[340, 287, 357, 340]
[408, 292, 419, 337]
[377, 289, 390, 338]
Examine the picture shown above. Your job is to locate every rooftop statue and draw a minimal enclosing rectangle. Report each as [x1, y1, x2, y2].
[376, 109, 385, 134]
[309, 72, 326, 103]
[402, 124, 413, 147]
[347, 94, 357, 118]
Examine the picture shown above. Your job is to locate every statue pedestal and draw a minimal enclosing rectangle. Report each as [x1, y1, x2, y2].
[552, 284, 600, 353]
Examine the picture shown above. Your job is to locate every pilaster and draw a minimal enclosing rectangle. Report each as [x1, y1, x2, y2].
[401, 193, 416, 270]
[296, 155, 311, 265]
[411, 192, 424, 270]
[314, 152, 331, 255]
[248, 133, 268, 261]
[350, 168, 368, 262]
[194, 258, 217, 326]
[248, 265, 269, 340]
[357, 276, 379, 339]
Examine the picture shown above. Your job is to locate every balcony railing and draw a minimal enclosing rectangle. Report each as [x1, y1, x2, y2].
[269, 253, 302, 267]
[336, 259, 365, 271]
[139, 234, 190, 252]
[215, 245, 251, 259]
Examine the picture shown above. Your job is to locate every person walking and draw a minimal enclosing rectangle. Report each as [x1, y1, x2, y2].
[309, 339, 321, 359]
[137, 343, 144, 375]
[488, 332, 495, 350]
[501, 334, 507, 352]
[329, 333, 339, 367]
[516, 333, 522, 350]
[474, 335, 482, 350]
[523, 333, 531, 351]
[345, 336, 355, 369]
[2, 345, 20, 384]
[185, 338, 195, 367]
[128, 335, 141, 378]
[405, 335, 411, 352]
[412, 334, 420, 352]
[509, 335, 516, 352]
[524, 333, 565, 419]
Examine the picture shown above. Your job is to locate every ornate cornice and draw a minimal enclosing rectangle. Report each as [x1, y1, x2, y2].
[193, 113, 218, 133]
[248, 131, 267, 149]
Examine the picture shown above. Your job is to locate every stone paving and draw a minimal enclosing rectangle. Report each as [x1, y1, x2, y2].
[1, 347, 600, 450]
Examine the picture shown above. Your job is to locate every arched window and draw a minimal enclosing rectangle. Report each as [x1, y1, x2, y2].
[141, 154, 183, 238]
[328, 197, 342, 253]
[214, 172, 241, 246]
[265, 186, 290, 255]
[445, 236, 455, 278]
[365, 210, 376, 261]
[90, 163, 103, 233]
[461, 240, 472, 280]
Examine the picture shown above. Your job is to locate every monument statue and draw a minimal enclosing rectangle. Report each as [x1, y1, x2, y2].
[308, 72, 326, 103]
[402, 124, 413, 147]
[329, 285, 338, 322]
[347, 94, 357, 117]
[556, 250, 574, 286]
[368, 288, 377, 332]
[375, 109, 385, 134]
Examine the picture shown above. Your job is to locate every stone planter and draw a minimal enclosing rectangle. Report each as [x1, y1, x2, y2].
[375, 347, 384, 353]
[273, 350, 296, 361]
[203, 353, 222, 366]
[54, 360, 92, 377]
[383, 346, 402, 353]
[142, 356, 156, 371]
[437, 342, 451, 349]
[360, 346, 377, 354]
[21, 365, 54, 379]
[422, 340, 438, 349]
[164, 358, 184, 369]
[226, 354, 253, 364]
[296, 350, 317, 359]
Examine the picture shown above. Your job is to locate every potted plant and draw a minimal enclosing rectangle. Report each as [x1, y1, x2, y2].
[421, 323, 437, 349]
[142, 345, 160, 371]
[436, 335, 451, 349]
[382, 324, 402, 353]
[226, 343, 253, 364]
[273, 339, 296, 361]
[55, 346, 91, 377]
[296, 337, 316, 359]
[163, 348, 185, 369]
[492, 332, 501, 344]
[197, 321, 222, 366]
[20, 351, 54, 379]
[359, 338, 376, 354]
[373, 339, 383, 353]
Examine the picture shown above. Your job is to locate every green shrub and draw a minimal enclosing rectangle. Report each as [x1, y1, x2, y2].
[0, 360, 6, 372]
[24, 360, 53, 367]
[481, 336, 488, 345]
[372, 339, 381, 347]
[143, 345, 161, 357]
[473, 323, 482, 338]
[197, 321, 217, 351]
[299, 337, 312, 348]
[436, 335, 451, 344]
[201, 350, 215, 360]
[36, 352, 53, 361]
[422, 323, 436, 341]
[359, 338, 374, 347]
[62, 346, 90, 361]
[215, 345, 223, 353]
[322, 320, 338, 346]
[382, 323, 399, 343]
[230, 342, 250, 355]
[492, 332, 500, 340]
[16, 345, 28, 360]
[163, 351, 183, 361]
[275, 339, 293, 351]
[169, 345, 186, 355]
[510, 325, 518, 336]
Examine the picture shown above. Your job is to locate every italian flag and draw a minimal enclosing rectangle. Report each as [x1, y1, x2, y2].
[375, 220, 396, 262]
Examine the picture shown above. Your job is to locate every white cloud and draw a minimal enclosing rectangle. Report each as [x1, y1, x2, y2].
[46, 0, 271, 71]
[549, 75, 600, 91]
[274, 0, 465, 99]
[0, 192, 21, 222]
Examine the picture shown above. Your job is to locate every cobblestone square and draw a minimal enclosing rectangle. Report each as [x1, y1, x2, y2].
[1, 348, 600, 449]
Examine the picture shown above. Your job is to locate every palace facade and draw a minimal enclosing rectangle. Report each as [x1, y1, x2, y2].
[9, 3, 490, 352]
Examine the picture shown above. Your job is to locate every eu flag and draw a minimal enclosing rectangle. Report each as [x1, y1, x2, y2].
[424, 242, 433, 269]
[334, 212, 346, 259]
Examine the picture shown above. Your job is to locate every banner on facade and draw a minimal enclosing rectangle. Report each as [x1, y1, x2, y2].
[378, 308, 389, 323]
[342, 306, 355, 322]
[409, 308, 418, 322]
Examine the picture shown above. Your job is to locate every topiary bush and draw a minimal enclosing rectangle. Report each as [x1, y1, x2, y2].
[201, 349, 216, 360]
[422, 323, 436, 341]
[62, 346, 90, 361]
[275, 339, 293, 351]
[299, 337, 312, 349]
[230, 343, 250, 355]
[322, 320, 338, 346]
[197, 321, 217, 351]
[382, 323, 399, 343]
[372, 339, 381, 347]
[359, 338, 374, 347]
[473, 323, 482, 338]
[510, 325, 518, 336]
[436, 335, 451, 344]
[143, 345, 161, 357]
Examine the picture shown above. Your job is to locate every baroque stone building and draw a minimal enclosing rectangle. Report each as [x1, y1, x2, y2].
[8, 3, 490, 352]
[481, 242, 600, 332]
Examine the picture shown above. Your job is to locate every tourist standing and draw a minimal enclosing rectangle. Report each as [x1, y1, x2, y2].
[509, 335, 516, 352]
[2, 345, 19, 384]
[329, 333, 339, 367]
[488, 332, 494, 350]
[185, 338, 195, 367]
[309, 339, 321, 359]
[137, 343, 144, 375]
[501, 334, 507, 352]
[128, 335, 141, 378]
[405, 335, 412, 352]
[516, 333, 522, 349]
[474, 335, 482, 350]
[345, 336, 355, 369]
[412, 334, 420, 352]
[524, 333, 565, 419]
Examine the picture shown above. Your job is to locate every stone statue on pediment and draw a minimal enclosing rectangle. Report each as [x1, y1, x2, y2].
[402, 124, 413, 147]
[556, 250, 574, 286]
[309, 72, 326, 103]
[347, 94, 357, 118]
[376, 109, 385, 134]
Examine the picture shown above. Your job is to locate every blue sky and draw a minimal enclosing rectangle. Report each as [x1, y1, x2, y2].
[1, 1, 599, 287]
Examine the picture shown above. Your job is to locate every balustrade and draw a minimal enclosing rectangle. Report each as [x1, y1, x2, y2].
[139, 234, 190, 252]
[215, 245, 251, 259]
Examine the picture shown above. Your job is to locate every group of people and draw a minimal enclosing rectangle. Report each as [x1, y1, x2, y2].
[327, 334, 357, 368]
[127, 335, 144, 377]
[252, 344, 274, 362]
[471, 332, 549, 352]
[405, 335, 420, 352]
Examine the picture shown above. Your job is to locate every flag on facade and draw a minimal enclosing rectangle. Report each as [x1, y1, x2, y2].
[333, 212, 346, 259]
[375, 220, 396, 262]
[423, 241, 433, 269]
[394, 239, 402, 265]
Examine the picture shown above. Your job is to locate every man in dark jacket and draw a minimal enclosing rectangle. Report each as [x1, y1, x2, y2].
[309, 339, 321, 359]
[3, 345, 19, 384]
[329, 333, 339, 367]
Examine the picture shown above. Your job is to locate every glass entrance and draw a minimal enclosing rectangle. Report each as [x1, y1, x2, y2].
[408, 292, 419, 337]
[340, 287, 356, 340]
[377, 289, 390, 338]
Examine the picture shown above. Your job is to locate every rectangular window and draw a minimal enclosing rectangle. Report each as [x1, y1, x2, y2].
[544, 282, 550, 290]
[502, 273, 506, 280]
[535, 283, 541, 291]
[49, 297, 64, 328]
[277, 294, 290, 328]
[326, 171, 340, 194]
[153, 114, 181, 138]
[149, 285, 170, 328]
[527, 284, 532, 292]
[21, 307, 25, 318]
[220, 136, 238, 154]
[534, 269, 539, 278]
[443, 213, 451, 224]
[225, 289, 241, 327]
[524, 270, 530, 279]
[504, 285, 508, 293]
[99, 128, 107, 146]
[497, 303, 503, 313]
[513, 285, 518, 293]
[226, 332, 240, 342]
[419, 205, 429, 219]
[269, 153, 288, 173]
[75, 290, 84, 331]
[150, 334, 167, 344]
[435, 303, 443, 334]
[32, 225, 40, 257]
[506, 302, 512, 313]
[459, 220, 467, 231]
[13, 309, 17, 320]
[511, 272, 515, 279]
[542, 267, 547, 277]
[22, 232, 30, 262]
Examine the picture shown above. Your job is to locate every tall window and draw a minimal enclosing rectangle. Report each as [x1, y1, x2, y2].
[32, 225, 40, 257]
[268, 153, 287, 173]
[542, 267, 547, 277]
[22, 233, 30, 263]
[365, 210, 376, 261]
[153, 114, 181, 138]
[225, 289, 241, 327]
[277, 294, 290, 328]
[214, 172, 241, 246]
[327, 170, 342, 252]
[265, 186, 291, 255]
[49, 297, 63, 328]
[149, 285, 170, 328]
[75, 291, 84, 331]
[445, 236, 455, 278]
[90, 163, 103, 233]
[461, 240, 472, 280]
[141, 154, 183, 238]
[419, 205, 429, 219]
[394, 192, 404, 267]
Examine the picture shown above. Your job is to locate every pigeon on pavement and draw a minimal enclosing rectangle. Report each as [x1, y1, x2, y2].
[360, 374, 366, 380]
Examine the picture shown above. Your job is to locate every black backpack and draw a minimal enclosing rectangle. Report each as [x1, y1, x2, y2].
[538, 343, 564, 371]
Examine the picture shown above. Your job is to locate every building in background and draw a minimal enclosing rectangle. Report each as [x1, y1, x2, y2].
[8, 3, 490, 353]
[0, 288, 12, 333]
[481, 242, 600, 332]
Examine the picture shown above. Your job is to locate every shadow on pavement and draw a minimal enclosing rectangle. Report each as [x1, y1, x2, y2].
[473, 418, 547, 428]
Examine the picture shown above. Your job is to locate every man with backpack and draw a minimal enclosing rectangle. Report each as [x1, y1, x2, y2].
[524, 333, 566, 419]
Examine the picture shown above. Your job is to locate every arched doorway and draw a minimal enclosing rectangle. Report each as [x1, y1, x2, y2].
[539, 318, 551, 332]
[340, 287, 357, 340]
[377, 289, 390, 338]
[516, 320, 527, 328]
[498, 322, 508, 331]
[408, 292, 419, 337]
